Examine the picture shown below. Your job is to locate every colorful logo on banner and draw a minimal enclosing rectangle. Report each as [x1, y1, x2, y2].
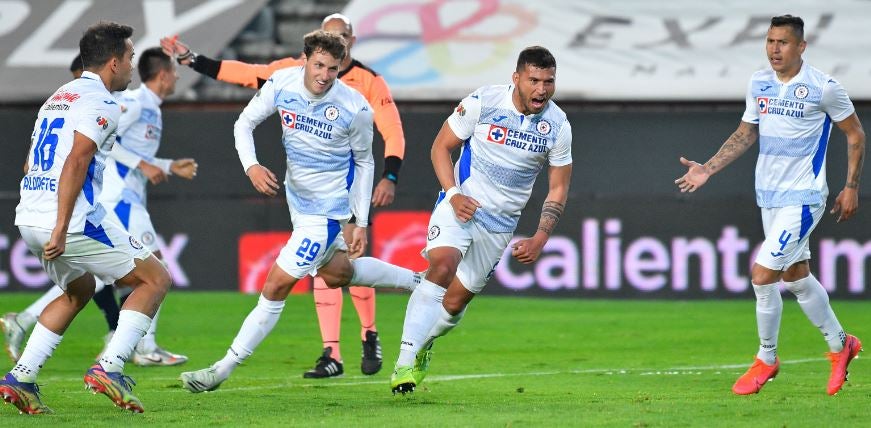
[372, 211, 430, 272]
[238, 232, 311, 294]
[355, 0, 536, 85]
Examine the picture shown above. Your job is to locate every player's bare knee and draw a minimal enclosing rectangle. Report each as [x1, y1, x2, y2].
[442, 297, 466, 315]
[425, 263, 456, 286]
[322, 270, 352, 288]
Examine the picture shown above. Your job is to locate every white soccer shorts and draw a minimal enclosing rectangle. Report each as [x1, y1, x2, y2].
[275, 209, 349, 279]
[104, 199, 160, 252]
[425, 198, 512, 294]
[755, 203, 824, 271]
[18, 222, 152, 290]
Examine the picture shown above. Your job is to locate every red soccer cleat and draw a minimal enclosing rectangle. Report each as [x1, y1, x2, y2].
[826, 334, 862, 395]
[732, 357, 780, 395]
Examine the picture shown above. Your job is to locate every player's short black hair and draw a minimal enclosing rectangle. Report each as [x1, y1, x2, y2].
[516, 46, 556, 72]
[138, 47, 173, 82]
[770, 15, 804, 41]
[79, 21, 134, 70]
[69, 53, 83, 74]
[303, 29, 347, 62]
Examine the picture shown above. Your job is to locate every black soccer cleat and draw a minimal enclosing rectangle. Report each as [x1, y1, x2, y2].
[303, 347, 344, 379]
[361, 330, 383, 375]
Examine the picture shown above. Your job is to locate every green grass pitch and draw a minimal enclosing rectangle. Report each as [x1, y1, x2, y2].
[0, 292, 867, 426]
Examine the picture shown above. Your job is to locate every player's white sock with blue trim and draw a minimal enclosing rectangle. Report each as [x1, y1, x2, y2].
[396, 280, 445, 367]
[753, 282, 782, 365]
[351, 257, 419, 291]
[11, 323, 61, 383]
[784, 274, 845, 352]
[214, 294, 285, 379]
[101, 309, 151, 372]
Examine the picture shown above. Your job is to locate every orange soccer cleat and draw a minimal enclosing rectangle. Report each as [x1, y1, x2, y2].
[732, 357, 780, 395]
[826, 334, 862, 395]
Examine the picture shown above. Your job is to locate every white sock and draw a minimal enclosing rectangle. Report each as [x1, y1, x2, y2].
[100, 310, 152, 373]
[425, 306, 466, 345]
[350, 257, 420, 291]
[19, 286, 65, 330]
[213, 294, 285, 379]
[784, 274, 846, 352]
[11, 323, 62, 383]
[753, 282, 782, 365]
[137, 306, 161, 353]
[396, 280, 446, 367]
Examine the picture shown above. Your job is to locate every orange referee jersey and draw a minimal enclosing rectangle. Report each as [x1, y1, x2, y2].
[217, 57, 405, 161]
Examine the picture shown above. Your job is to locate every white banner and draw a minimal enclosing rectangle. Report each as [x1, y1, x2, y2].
[344, 0, 871, 101]
[0, 0, 266, 102]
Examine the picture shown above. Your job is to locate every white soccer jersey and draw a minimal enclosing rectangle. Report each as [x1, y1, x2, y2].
[101, 86, 163, 214]
[234, 66, 375, 226]
[446, 84, 572, 233]
[15, 71, 121, 234]
[742, 62, 855, 208]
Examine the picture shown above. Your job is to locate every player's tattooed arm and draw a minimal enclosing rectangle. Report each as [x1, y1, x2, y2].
[537, 200, 565, 236]
[703, 121, 758, 175]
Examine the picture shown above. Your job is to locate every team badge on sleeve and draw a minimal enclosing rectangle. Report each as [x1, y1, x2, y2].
[455, 103, 466, 116]
[324, 105, 339, 121]
[536, 120, 551, 135]
[96, 116, 109, 129]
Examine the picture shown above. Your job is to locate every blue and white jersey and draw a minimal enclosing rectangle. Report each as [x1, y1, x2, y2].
[446, 84, 572, 233]
[101, 85, 164, 211]
[742, 62, 855, 208]
[234, 66, 374, 225]
[15, 71, 121, 233]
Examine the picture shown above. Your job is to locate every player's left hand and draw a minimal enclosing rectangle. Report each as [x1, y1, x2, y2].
[511, 233, 547, 264]
[372, 178, 395, 207]
[831, 187, 859, 223]
[171, 158, 198, 180]
[43, 228, 67, 261]
[348, 226, 368, 259]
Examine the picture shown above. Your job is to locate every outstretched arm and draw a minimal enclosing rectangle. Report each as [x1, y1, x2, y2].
[161, 35, 301, 89]
[830, 113, 866, 222]
[675, 121, 758, 192]
[511, 163, 572, 264]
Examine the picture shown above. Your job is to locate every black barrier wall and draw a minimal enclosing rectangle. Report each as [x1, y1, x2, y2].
[1, 104, 870, 298]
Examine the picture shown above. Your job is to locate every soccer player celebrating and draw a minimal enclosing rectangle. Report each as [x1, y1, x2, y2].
[180, 30, 418, 393]
[390, 46, 573, 394]
[0, 21, 172, 414]
[675, 15, 865, 395]
[162, 13, 405, 378]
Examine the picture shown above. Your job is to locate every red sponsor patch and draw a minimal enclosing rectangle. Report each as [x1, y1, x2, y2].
[486, 125, 507, 144]
[279, 108, 296, 129]
[50, 90, 80, 103]
[238, 232, 311, 294]
[96, 116, 109, 129]
[757, 97, 769, 114]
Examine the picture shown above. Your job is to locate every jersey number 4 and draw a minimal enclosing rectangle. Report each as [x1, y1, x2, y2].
[33, 117, 65, 171]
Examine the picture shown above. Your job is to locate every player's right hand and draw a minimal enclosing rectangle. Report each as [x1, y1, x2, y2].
[674, 157, 710, 193]
[449, 193, 481, 223]
[247, 164, 280, 196]
[171, 158, 198, 180]
[43, 229, 67, 261]
[160, 36, 193, 65]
